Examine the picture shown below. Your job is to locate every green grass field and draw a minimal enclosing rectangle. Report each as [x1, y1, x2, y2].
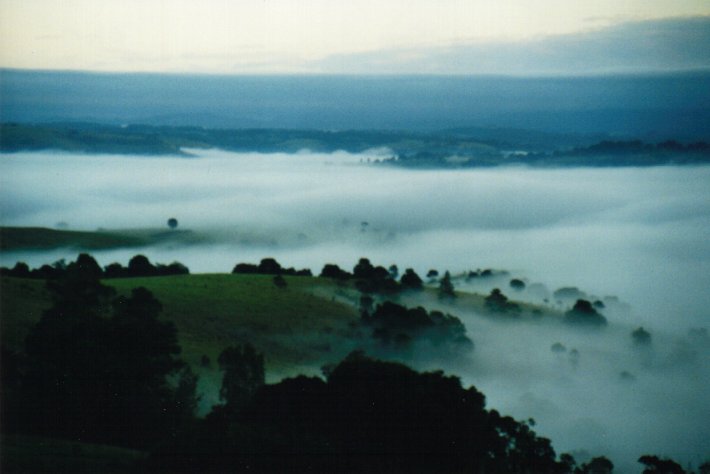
[0, 226, 209, 251]
[1, 273, 359, 370]
[108, 274, 360, 374]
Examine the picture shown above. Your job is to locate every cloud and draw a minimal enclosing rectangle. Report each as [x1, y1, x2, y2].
[314, 16, 710, 75]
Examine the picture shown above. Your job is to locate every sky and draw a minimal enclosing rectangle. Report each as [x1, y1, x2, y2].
[1, 0, 709, 74]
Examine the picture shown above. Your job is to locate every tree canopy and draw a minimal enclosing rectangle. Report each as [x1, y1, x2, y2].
[148, 352, 567, 473]
[16, 256, 196, 447]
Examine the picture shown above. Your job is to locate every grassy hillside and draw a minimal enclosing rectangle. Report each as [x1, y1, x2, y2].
[0, 226, 207, 251]
[108, 274, 359, 374]
[0, 274, 358, 371]
[0, 272, 559, 372]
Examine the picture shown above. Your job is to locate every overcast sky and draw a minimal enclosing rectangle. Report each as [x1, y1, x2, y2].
[1, 0, 709, 74]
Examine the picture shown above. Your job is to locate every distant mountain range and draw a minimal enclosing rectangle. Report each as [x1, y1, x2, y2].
[2, 69, 710, 141]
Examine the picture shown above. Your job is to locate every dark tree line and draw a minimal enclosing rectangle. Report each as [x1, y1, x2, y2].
[0, 253, 189, 280]
[232, 257, 312, 276]
[147, 351, 569, 473]
[362, 301, 472, 351]
[319, 258, 426, 293]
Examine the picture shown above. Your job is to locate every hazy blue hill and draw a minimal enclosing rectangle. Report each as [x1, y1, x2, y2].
[2, 122, 708, 167]
[2, 69, 710, 141]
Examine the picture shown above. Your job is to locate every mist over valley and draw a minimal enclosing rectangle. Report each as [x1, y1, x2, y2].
[3, 1, 710, 471]
[2, 148, 709, 471]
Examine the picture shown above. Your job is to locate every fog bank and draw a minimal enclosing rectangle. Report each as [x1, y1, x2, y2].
[2, 149, 709, 470]
[3, 149, 709, 331]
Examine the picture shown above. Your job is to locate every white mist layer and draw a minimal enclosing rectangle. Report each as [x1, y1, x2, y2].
[2, 150, 709, 470]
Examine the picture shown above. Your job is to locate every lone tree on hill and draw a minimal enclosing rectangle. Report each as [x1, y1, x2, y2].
[510, 278, 526, 291]
[400, 268, 423, 290]
[167, 217, 178, 229]
[632, 327, 652, 346]
[427, 269, 439, 283]
[638, 455, 685, 474]
[438, 271, 456, 299]
[564, 299, 607, 327]
[579, 456, 614, 474]
[128, 254, 156, 277]
[484, 288, 520, 314]
[353, 258, 375, 279]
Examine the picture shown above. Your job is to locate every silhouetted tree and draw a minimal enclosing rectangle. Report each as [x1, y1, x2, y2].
[148, 353, 565, 473]
[218, 344, 265, 410]
[359, 294, 374, 319]
[619, 370, 636, 381]
[158, 261, 190, 276]
[559, 453, 577, 472]
[353, 258, 375, 279]
[485, 288, 520, 314]
[427, 269, 439, 283]
[2, 255, 189, 281]
[400, 268, 423, 290]
[388, 264, 399, 280]
[367, 301, 471, 350]
[104, 262, 126, 278]
[258, 258, 282, 275]
[638, 455, 685, 474]
[565, 300, 607, 327]
[71, 252, 104, 280]
[438, 271, 456, 299]
[632, 327, 652, 346]
[551, 342, 566, 353]
[21, 263, 193, 447]
[169, 365, 200, 430]
[45, 253, 115, 312]
[320, 263, 351, 280]
[167, 217, 178, 229]
[128, 254, 156, 277]
[510, 278, 526, 291]
[232, 262, 259, 274]
[8, 262, 30, 278]
[0, 346, 24, 432]
[554, 287, 586, 302]
[578, 456, 614, 473]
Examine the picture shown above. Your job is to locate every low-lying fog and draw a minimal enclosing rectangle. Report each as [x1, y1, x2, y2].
[2, 149, 709, 470]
